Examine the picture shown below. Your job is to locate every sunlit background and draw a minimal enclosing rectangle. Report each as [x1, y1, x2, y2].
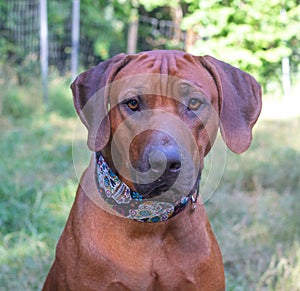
[0, 0, 299, 289]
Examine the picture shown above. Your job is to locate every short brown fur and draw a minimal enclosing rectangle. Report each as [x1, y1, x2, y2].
[43, 50, 262, 290]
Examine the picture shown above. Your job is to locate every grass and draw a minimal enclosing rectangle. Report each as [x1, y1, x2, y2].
[0, 78, 77, 290]
[207, 116, 300, 290]
[0, 78, 300, 290]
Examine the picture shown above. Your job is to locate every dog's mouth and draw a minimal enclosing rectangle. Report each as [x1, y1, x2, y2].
[134, 180, 201, 202]
[133, 169, 201, 200]
[127, 130, 201, 201]
[136, 183, 172, 199]
[133, 166, 181, 199]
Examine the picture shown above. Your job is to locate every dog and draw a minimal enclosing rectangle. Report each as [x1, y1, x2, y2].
[43, 50, 262, 290]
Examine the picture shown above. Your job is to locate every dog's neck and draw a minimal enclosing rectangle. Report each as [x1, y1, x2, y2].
[94, 152, 199, 223]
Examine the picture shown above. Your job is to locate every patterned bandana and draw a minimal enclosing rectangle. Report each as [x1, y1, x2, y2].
[95, 152, 199, 223]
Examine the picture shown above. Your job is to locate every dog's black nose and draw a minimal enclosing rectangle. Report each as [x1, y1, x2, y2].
[148, 146, 182, 178]
[133, 134, 183, 198]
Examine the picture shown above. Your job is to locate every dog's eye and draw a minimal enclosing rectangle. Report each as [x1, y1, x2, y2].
[188, 98, 202, 111]
[126, 99, 140, 111]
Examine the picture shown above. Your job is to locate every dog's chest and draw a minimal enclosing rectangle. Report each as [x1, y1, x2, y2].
[95, 236, 201, 290]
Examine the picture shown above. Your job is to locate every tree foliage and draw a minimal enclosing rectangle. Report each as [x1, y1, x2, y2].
[81, 0, 300, 90]
[80, 0, 131, 60]
[180, 0, 300, 88]
[0, 0, 299, 91]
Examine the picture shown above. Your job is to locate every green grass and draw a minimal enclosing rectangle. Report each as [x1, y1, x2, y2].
[0, 79, 300, 290]
[0, 78, 77, 290]
[207, 117, 300, 290]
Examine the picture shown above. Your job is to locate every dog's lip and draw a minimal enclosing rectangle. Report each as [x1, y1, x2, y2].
[133, 179, 176, 199]
[140, 184, 170, 199]
[133, 166, 200, 199]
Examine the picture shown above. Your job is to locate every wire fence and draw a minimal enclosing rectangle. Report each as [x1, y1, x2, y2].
[1, 0, 295, 101]
[0, 0, 188, 83]
[1, 0, 41, 83]
[138, 15, 188, 52]
[0, 0, 101, 82]
[5, 0, 40, 58]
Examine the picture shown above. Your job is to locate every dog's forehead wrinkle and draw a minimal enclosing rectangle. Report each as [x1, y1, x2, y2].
[144, 51, 179, 75]
[122, 86, 145, 98]
[120, 51, 192, 78]
[180, 82, 196, 94]
[179, 82, 208, 99]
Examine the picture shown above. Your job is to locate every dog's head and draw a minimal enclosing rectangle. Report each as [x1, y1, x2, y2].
[71, 50, 261, 199]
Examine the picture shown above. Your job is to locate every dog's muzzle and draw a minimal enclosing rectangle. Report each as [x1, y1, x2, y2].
[134, 144, 182, 199]
[95, 152, 200, 223]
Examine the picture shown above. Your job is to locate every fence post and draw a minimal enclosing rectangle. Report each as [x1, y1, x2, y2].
[282, 56, 291, 98]
[40, 0, 48, 107]
[71, 0, 80, 80]
[127, 9, 138, 54]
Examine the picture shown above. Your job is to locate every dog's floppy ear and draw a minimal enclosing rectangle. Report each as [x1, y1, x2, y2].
[199, 56, 262, 154]
[71, 53, 128, 152]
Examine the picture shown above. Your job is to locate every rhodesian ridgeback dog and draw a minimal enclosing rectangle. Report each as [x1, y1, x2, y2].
[43, 50, 262, 290]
